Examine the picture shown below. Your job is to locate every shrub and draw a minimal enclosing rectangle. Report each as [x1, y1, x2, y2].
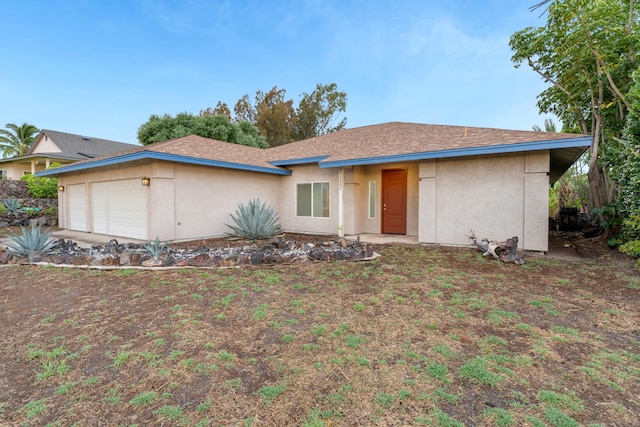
[619, 214, 640, 265]
[4, 224, 59, 258]
[226, 198, 283, 241]
[20, 174, 58, 198]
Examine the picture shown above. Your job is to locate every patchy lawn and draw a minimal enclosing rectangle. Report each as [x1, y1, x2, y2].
[1, 241, 639, 426]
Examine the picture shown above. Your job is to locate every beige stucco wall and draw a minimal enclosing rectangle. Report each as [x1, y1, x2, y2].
[32, 137, 61, 154]
[54, 151, 550, 249]
[278, 165, 340, 235]
[2, 163, 41, 180]
[171, 163, 281, 240]
[418, 151, 550, 251]
[57, 161, 282, 240]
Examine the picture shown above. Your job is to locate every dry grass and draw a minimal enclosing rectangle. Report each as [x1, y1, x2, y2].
[0, 243, 639, 426]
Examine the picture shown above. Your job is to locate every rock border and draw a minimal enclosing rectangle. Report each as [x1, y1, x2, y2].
[0, 236, 378, 268]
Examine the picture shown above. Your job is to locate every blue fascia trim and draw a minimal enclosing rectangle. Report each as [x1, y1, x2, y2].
[269, 155, 330, 166]
[36, 151, 292, 177]
[318, 137, 592, 168]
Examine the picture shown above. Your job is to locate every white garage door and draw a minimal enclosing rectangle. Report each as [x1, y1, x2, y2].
[68, 184, 87, 231]
[92, 179, 148, 239]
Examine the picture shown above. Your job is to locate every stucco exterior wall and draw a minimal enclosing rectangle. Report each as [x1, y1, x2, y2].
[57, 161, 282, 240]
[171, 163, 281, 240]
[278, 165, 340, 235]
[32, 137, 61, 154]
[418, 151, 550, 251]
[2, 163, 31, 180]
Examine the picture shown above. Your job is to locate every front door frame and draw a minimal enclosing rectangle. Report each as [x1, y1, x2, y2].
[381, 168, 407, 234]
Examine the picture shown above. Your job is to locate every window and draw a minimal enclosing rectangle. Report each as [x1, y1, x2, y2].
[368, 181, 376, 218]
[296, 182, 329, 217]
[0, 170, 6, 180]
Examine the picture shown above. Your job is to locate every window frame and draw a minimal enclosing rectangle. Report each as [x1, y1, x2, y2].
[296, 181, 330, 218]
[368, 180, 376, 219]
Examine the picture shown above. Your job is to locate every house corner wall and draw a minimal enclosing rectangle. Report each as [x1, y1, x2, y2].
[421, 152, 548, 251]
[342, 166, 363, 235]
[523, 151, 550, 251]
[148, 162, 176, 241]
[418, 161, 437, 243]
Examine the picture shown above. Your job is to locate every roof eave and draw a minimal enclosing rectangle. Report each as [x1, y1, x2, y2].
[36, 151, 292, 177]
[269, 155, 330, 166]
[317, 137, 592, 168]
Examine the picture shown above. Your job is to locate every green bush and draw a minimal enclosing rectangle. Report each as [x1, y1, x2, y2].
[226, 198, 283, 241]
[20, 174, 58, 198]
[619, 215, 640, 265]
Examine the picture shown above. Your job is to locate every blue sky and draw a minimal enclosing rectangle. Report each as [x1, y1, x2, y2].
[2, 0, 552, 145]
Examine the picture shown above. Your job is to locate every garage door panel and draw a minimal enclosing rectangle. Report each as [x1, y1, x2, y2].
[92, 180, 147, 239]
[68, 184, 87, 231]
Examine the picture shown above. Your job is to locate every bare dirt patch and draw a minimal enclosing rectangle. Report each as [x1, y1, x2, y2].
[1, 233, 639, 426]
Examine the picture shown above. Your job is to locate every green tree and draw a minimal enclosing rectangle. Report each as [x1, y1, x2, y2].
[532, 118, 557, 132]
[0, 122, 40, 158]
[605, 67, 640, 258]
[201, 101, 231, 120]
[294, 83, 347, 140]
[137, 113, 267, 148]
[510, 0, 639, 221]
[209, 83, 348, 146]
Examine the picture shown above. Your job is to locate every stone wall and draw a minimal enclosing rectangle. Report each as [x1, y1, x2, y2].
[0, 180, 29, 198]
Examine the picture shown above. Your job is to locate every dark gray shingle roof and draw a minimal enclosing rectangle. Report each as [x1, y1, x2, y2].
[31, 129, 138, 160]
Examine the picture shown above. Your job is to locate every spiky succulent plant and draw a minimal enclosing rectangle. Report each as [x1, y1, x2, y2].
[3, 198, 22, 218]
[143, 237, 169, 262]
[226, 198, 283, 241]
[4, 224, 59, 258]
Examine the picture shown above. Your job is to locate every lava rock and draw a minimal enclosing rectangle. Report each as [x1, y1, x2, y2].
[189, 253, 214, 267]
[250, 252, 264, 265]
[72, 255, 94, 265]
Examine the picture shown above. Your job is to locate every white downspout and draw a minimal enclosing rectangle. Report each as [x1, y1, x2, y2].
[338, 167, 344, 237]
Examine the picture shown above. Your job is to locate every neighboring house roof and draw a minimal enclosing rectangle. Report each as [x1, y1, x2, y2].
[0, 129, 138, 166]
[37, 122, 591, 183]
[29, 129, 138, 160]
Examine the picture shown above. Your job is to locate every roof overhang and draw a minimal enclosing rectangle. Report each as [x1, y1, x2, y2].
[36, 151, 292, 177]
[315, 137, 591, 168]
[0, 154, 79, 165]
[269, 155, 330, 166]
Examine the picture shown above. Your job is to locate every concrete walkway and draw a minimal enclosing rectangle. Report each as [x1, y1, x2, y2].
[347, 234, 419, 245]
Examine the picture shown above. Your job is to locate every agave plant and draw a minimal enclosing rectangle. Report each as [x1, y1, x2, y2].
[3, 198, 22, 218]
[226, 198, 283, 241]
[4, 224, 59, 259]
[144, 237, 169, 262]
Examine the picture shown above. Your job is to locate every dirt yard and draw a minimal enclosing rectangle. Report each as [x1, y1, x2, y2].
[1, 233, 638, 426]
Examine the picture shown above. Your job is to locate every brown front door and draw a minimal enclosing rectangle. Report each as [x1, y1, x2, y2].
[381, 169, 407, 234]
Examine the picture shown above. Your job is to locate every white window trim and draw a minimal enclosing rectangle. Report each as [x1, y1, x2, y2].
[296, 181, 331, 218]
